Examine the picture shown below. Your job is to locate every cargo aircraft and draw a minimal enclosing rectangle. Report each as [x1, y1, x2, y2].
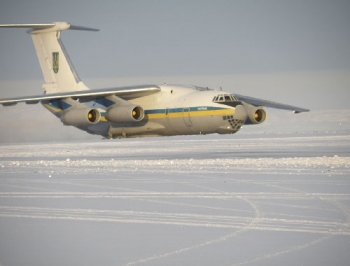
[0, 22, 309, 139]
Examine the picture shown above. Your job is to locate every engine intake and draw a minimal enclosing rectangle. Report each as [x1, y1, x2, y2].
[245, 108, 266, 124]
[252, 108, 266, 123]
[242, 102, 267, 124]
[105, 105, 144, 123]
[61, 108, 101, 126]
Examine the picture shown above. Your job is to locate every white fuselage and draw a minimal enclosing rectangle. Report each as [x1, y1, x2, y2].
[80, 85, 247, 138]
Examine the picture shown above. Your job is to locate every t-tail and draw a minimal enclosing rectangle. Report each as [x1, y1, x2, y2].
[0, 22, 99, 94]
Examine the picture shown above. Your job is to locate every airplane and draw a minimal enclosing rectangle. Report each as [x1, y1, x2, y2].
[0, 22, 309, 139]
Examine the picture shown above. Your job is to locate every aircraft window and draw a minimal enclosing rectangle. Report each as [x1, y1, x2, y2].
[213, 94, 239, 103]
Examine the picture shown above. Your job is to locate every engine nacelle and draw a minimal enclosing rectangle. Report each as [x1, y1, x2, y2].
[105, 105, 144, 123]
[246, 108, 266, 124]
[242, 103, 267, 124]
[61, 108, 101, 126]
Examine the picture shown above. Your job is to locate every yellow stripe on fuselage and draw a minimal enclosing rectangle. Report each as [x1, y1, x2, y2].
[43, 103, 234, 123]
[146, 108, 234, 120]
[99, 108, 234, 122]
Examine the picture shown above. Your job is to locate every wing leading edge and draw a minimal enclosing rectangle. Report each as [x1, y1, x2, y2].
[0, 85, 161, 106]
[235, 94, 309, 113]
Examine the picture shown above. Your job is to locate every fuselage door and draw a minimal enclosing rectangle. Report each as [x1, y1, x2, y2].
[182, 107, 193, 127]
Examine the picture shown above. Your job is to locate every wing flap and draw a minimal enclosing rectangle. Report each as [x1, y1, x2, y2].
[0, 85, 161, 106]
[235, 94, 309, 113]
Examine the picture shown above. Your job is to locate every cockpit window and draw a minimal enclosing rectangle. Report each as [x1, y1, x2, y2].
[213, 94, 238, 103]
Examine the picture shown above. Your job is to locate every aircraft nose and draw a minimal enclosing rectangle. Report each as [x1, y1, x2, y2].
[230, 104, 247, 131]
[219, 104, 247, 134]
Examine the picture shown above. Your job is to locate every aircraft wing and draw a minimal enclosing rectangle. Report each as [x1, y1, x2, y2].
[234, 94, 309, 113]
[0, 85, 161, 106]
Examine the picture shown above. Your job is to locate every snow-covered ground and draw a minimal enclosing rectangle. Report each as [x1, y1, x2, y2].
[0, 134, 350, 265]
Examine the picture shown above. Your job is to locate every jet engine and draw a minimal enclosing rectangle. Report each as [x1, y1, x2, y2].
[61, 108, 101, 126]
[242, 103, 267, 124]
[246, 107, 266, 124]
[105, 105, 144, 123]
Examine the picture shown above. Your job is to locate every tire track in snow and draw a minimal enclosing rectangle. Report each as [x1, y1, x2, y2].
[229, 234, 332, 266]
[0, 203, 349, 236]
[1, 191, 349, 200]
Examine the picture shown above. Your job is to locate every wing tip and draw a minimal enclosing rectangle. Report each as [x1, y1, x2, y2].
[293, 109, 310, 114]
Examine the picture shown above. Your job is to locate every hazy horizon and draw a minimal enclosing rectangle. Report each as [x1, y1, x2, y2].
[1, 69, 349, 110]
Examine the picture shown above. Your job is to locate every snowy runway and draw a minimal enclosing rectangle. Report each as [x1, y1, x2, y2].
[1, 134, 350, 265]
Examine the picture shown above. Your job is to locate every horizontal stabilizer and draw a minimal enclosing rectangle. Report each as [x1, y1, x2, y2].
[0, 23, 55, 29]
[0, 22, 99, 32]
[68, 25, 100, 31]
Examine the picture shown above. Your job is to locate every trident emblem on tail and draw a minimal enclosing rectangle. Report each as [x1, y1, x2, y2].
[52, 52, 59, 73]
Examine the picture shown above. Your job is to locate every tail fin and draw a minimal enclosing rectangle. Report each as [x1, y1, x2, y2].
[0, 22, 99, 93]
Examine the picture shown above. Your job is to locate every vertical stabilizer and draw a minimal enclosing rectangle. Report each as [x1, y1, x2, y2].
[0, 22, 99, 94]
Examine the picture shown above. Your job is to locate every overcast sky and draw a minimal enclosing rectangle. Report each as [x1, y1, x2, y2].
[1, 0, 349, 78]
[0, 0, 349, 142]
